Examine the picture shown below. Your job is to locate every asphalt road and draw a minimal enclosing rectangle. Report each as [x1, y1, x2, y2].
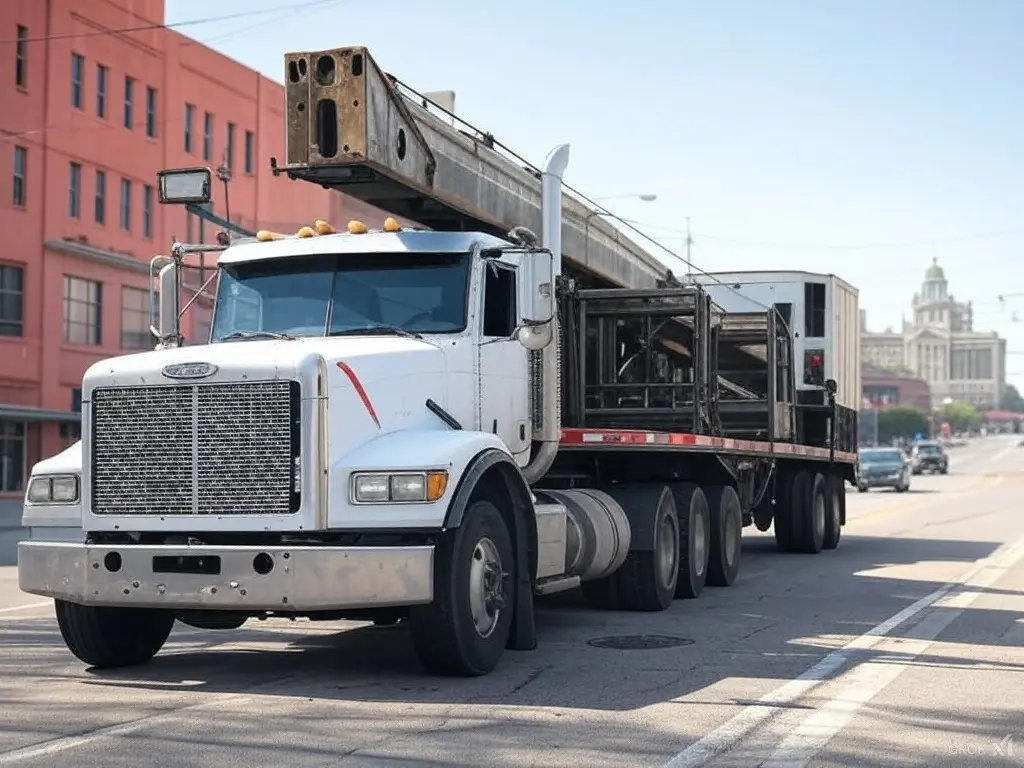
[1, 436, 1022, 767]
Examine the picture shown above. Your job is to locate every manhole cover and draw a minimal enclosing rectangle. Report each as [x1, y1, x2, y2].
[586, 634, 694, 650]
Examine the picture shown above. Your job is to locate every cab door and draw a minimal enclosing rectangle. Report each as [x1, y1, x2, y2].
[477, 261, 531, 463]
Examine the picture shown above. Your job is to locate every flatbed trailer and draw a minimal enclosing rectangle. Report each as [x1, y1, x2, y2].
[18, 45, 858, 677]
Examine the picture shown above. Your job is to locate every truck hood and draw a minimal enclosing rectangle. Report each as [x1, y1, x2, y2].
[83, 336, 448, 390]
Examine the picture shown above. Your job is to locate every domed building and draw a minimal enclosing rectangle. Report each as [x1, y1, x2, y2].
[861, 259, 1006, 409]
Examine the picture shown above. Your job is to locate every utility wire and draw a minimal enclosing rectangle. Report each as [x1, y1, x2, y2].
[1, 2, 335, 45]
[388, 76, 774, 311]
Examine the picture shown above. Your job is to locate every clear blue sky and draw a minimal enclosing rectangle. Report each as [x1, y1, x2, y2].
[167, 0, 1024, 389]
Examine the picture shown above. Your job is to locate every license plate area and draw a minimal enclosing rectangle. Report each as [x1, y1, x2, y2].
[153, 555, 222, 575]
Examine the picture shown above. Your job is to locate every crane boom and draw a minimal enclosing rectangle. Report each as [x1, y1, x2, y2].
[271, 46, 670, 289]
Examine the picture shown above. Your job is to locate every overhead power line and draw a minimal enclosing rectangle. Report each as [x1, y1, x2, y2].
[1, 2, 336, 45]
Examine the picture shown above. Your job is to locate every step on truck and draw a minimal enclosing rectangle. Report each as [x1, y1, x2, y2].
[18, 45, 859, 676]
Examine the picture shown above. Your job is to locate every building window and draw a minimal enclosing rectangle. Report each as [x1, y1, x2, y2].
[0, 420, 26, 493]
[244, 130, 255, 174]
[94, 169, 106, 224]
[119, 178, 131, 230]
[184, 103, 194, 153]
[142, 184, 152, 239]
[203, 112, 213, 161]
[70, 53, 84, 109]
[0, 264, 24, 337]
[12, 145, 26, 207]
[15, 26, 27, 88]
[59, 422, 81, 451]
[96, 64, 107, 118]
[121, 286, 155, 350]
[225, 122, 235, 171]
[63, 275, 102, 345]
[68, 162, 81, 218]
[123, 76, 134, 129]
[145, 86, 157, 137]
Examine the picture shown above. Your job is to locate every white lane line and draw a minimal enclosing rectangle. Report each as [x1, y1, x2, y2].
[761, 532, 1024, 768]
[0, 602, 50, 615]
[663, 530, 1024, 768]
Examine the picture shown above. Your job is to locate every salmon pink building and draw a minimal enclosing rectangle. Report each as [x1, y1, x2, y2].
[0, 0, 393, 503]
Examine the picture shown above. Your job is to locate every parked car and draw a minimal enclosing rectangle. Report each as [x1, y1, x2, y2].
[857, 447, 912, 492]
[911, 440, 949, 474]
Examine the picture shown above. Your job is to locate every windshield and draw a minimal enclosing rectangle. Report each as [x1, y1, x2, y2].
[917, 443, 942, 454]
[859, 449, 903, 463]
[210, 252, 470, 341]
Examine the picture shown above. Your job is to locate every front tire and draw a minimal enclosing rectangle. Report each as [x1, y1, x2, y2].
[55, 600, 175, 669]
[410, 499, 515, 677]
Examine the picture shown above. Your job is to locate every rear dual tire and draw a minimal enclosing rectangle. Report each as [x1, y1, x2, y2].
[775, 470, 838, 554]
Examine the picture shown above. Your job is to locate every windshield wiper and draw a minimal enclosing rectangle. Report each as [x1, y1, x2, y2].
[217, 330, 296, 342]
[329, 324, 423, 340]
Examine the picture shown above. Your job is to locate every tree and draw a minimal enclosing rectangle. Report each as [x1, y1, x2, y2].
[1000, 384, 1024, 413]
[939, 401, 981, 431]
[876, 406, 929, 443]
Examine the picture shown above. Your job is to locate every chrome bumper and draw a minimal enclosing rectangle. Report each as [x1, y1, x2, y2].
[18, 541, 434, 611]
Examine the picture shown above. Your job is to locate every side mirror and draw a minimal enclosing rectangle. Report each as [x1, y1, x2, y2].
[520, 248, 555, 325]
[157, 167, 212, 205]
[825, 378, 838, 395]
[156, 262, 181, 344]
[516, 248, 555, 350]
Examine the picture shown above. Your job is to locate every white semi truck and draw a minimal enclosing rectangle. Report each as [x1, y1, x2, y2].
[19, 46, 860, 677]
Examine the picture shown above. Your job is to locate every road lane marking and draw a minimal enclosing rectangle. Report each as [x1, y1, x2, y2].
[0, 601, 50, 615]
[662, 529, 1024, 768]
[760, 530, 1024, 767]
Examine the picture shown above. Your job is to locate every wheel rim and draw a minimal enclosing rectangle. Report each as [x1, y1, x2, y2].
[693, 508, 707, 576]
[657, 512, 680, 589]
[813, 492, 826, 541]
[724, 505, 739, 565]
[469, 537, 504, 638]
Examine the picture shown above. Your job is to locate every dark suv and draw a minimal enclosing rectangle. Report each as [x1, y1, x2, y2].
[911, 440, 949, 475]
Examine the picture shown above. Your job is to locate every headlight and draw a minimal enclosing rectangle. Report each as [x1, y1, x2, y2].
[26, 474, 80, 505]
[352, 471, 448, 504]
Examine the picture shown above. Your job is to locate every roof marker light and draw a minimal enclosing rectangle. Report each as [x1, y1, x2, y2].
[383, 217, 401, 232]
[347, 220, 368, 234]
[315, 219, 335, 235]
[257, 230, 286, 241]
[296, 226, 315, 238]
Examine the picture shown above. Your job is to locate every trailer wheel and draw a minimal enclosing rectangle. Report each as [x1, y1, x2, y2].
[670, 482, 710, 599]
[773, 473, 802, 553]
[795, 472, 827, 554]
[613, 486, 680, 611]
[705, 486, 742, 587]
[410, 499, 515, 676]
[823, 474, 843, 550]
[55, 600, 175, 669]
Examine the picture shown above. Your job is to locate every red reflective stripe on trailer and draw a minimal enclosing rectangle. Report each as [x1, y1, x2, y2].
[559, 428, 856, 463]
[336, 361, 381, 429]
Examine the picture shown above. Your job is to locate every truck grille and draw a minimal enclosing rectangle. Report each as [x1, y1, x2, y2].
[90, 380, 299, 516]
